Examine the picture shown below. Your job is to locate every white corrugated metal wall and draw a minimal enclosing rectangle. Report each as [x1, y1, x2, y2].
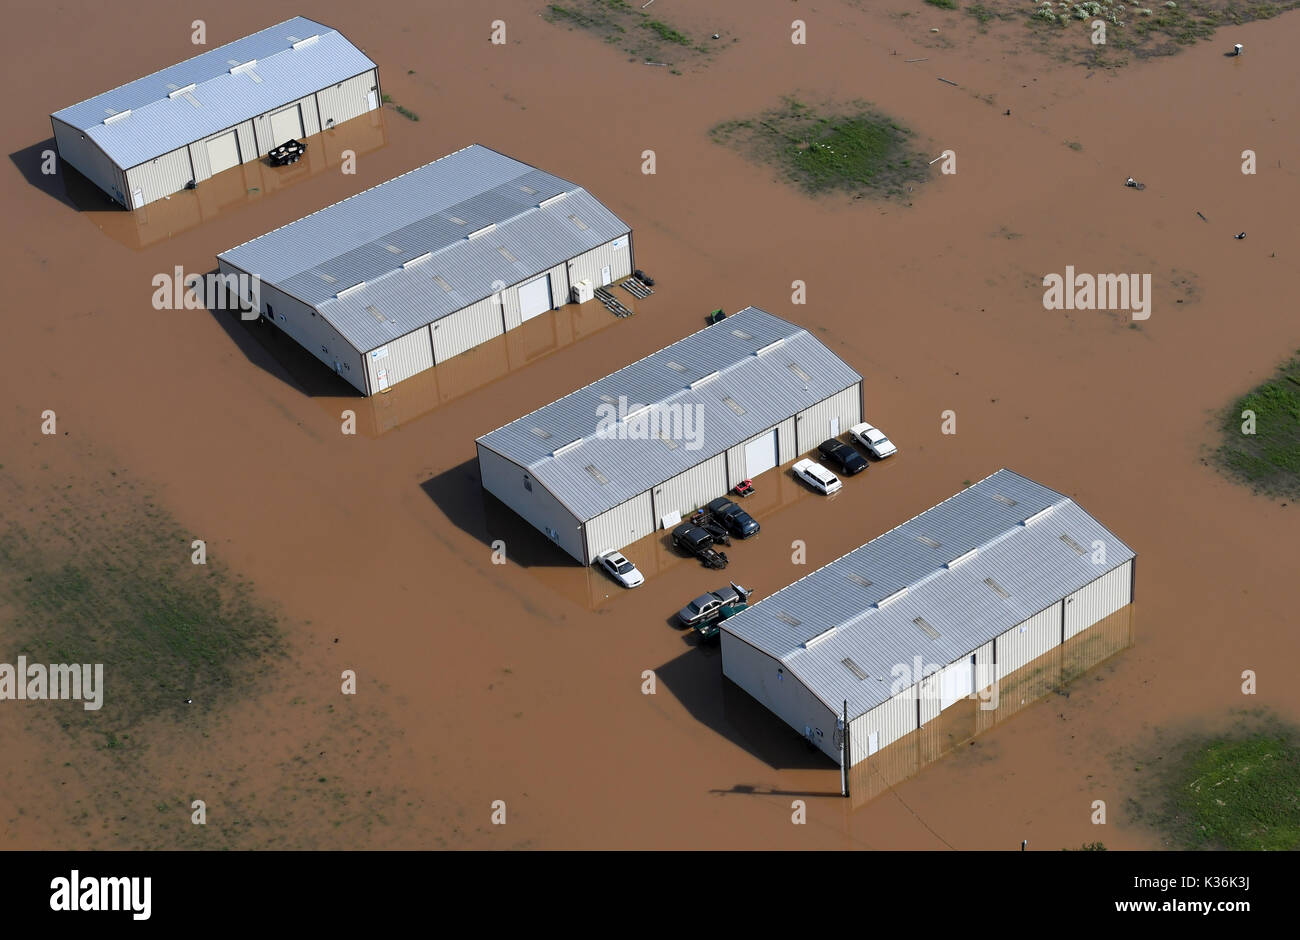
[726, 416, 796, 487]
[51, 119, 128, 205]
[314, 70, 379, 129]
[432, 296, 504, 363]
[583, 492, 655, 564]
[1065, 559, 1132, 640]
[365, 326, 434, 392]
[996, 603, 1062, 675]
[722, 633, 840, 764]
[478, 444, 586, 563]
[650, 453, 728, 524]
[126, 148, 195, 206]
[794, 384, 862, 453]
[567, 236, 631, 288]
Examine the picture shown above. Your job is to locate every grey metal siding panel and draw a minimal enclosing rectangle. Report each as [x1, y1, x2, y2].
[850, 688, 915, 763]
[651, 453, 727, 523]
[996, 604, 1062, 677]
[567, 236, 632, 288]
[583, 491, 654, 561]
[500, 281, 524, 332]
[794, 383, 862, 454]
[126, 147, 196, 205]
[366, 326, 434, 389]
[776, 416, 797, 464]
[51, 118, 126, 204]
[722, 631, 839, 764]
[314, 70, 378, 128]
[431, 297, 504, 363]
[1065, 560, 1132, 640]
[188, 140, 211, 182]
[235, 120, 258, 164]
[545, 260, 570, 310]
[478, 444, 585, 563]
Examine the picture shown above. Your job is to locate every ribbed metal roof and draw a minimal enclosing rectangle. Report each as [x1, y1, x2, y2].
[51, 17, 374, 169]
[477, 307, 862, 521]
[219, 144, 630, 352]
[722, 469, 1135, 720]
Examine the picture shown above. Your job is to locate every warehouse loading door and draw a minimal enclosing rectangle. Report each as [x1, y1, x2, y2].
[518, 275, 552, 322]
[270, 104, 304, 145]
[206, 131, 241, 175]
[940, 656, 976, 711]
[744, 429, 779, 477]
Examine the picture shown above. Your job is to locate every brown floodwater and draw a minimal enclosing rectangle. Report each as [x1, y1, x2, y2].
[2, 0, 1298, 849]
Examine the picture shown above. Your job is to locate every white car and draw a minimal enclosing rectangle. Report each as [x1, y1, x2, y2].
[597, 550, 644, 588]
[849, 422, 897, 459]
[792, 458, 842, 495]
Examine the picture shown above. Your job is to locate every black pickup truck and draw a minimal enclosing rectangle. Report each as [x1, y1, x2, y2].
[671, 523, 729, 569]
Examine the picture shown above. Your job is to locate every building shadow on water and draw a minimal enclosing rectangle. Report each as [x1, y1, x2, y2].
[8, 139, 121, 213]
[654, 649, 837, 771]
[420, 460, 575, 569]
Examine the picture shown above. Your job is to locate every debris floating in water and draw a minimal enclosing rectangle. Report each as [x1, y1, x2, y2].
[1234, 232, 1247, 239]
[1196, 211, 1208, 222]
[1233, 43, 1243, 56]
[1125, 177, 1146, 191]
[938, 77, 959, 87]
[905, 57, 928, 63]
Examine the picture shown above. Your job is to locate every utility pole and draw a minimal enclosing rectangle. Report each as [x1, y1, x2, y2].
[840, 699, 850, 798]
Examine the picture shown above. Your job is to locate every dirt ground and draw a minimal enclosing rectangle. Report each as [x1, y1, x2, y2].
[1, 0, 1297, 849]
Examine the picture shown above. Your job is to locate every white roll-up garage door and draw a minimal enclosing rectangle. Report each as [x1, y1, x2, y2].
[270, 104, 304, 145]
[206, 131, 241, 175]
[744, 429, 779, 477]
[940, 657, 975, 711]
[518, 275, 552, 322]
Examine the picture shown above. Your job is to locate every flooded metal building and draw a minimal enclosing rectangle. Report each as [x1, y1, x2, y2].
[476, 307, 863, 564]
[51, 17, 379, 210]
[218, 144, 633, 394]
[720, 469, 1136, 769]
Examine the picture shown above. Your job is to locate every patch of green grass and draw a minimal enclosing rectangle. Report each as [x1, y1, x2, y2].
[543, 0, 712, 67]
[394, 105, 419, 122]
[1014, 0, 1300, 66]
[642, 20, 691, 44]
[1158, 721, 1300, 850]
[1215, 350, 1300, 499]
[711, 97, 929, 200]
[0, 471, 283, 739]
[1065, 140, 1084, 151]
[380, 93, 392, 104]
[926, 0, 958, 7]
[1064, 841, 1108, 850]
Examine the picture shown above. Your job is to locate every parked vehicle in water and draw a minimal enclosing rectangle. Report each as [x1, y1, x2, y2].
[848, 422, 898, 459]
[818, 438, 868, 475]
[596, 550, 644, 588]
[706, 497, 760, 538]
[671, 523, 729, 569]
[792, 458, 843, 495]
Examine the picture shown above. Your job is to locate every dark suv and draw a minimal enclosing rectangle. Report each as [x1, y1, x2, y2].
[818, 438, 868, 475]
[671, 523, 729, 569]
[706, 497, 760, 538]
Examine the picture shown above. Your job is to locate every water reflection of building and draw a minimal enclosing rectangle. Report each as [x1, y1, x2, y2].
[73, 108, 389, 251]
[720, 469, 1137, 800]
[847, 604, 1135, 807]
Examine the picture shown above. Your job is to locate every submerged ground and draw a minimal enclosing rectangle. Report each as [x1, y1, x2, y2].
[1, 0, 1297, 848]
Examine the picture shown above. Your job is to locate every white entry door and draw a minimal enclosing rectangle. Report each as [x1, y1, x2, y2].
[744, 429, 779, 477]
[830, 416, 841, 437]
[270, 104, 304, 144]
[518, 275, 552, 322]
[600, 264, 612, 286]
[867, 731, 879, 757]
[367, 89, 379, 111]
[205, 131, 241, 175]
[130, 188, 144, 209]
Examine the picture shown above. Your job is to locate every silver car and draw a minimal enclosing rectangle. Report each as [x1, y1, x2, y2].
[677, 582, 751, 627]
